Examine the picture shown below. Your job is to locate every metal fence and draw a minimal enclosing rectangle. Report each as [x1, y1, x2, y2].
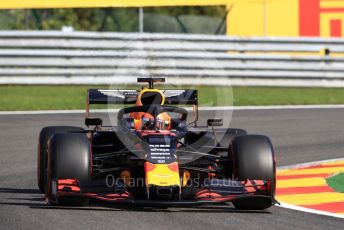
[1, 31, 344, 87]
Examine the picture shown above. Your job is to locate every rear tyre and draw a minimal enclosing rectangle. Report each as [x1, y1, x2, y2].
[47, 133, 91, 206]
[37, 126, 83, 193]
[231, 135, 276, 210]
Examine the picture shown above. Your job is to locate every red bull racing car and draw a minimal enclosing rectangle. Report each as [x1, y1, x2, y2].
[37, 78, 277, 210]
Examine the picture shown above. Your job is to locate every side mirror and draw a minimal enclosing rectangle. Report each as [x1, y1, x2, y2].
[85, 117, 102, 127]
[207, 118, 223, 127]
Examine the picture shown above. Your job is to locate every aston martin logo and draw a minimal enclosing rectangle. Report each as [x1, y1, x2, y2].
[162, 90, 186, 97]
[99, 90, 138, 99]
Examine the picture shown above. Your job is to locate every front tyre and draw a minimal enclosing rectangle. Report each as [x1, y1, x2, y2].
[231, 135, 276, 210]
[37, 126, 83, 193]
[46, 133, 91, 206]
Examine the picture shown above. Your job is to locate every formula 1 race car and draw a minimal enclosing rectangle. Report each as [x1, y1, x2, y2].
[37, 78, 277, 210]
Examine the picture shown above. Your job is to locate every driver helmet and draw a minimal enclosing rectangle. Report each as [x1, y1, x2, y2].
[156, 112, 171, 130]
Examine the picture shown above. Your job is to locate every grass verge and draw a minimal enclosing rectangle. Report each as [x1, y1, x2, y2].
[326, 172, 344, 193]
[0, 85, 344, 111]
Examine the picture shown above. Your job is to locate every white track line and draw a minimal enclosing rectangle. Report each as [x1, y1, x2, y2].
[276, 158, 344, 219]
[0, 110, 86, 115]
[277, 202, 344, 219]
[1, 104, 344, 115]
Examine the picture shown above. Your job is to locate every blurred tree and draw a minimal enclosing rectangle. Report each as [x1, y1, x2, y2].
[0, 6, 225, 33]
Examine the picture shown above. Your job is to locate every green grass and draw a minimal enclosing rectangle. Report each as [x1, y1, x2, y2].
[0, 85, 344, 110]
[326, 173, 344, 193]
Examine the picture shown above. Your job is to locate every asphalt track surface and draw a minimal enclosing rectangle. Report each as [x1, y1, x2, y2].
[0, 108, 343, 230]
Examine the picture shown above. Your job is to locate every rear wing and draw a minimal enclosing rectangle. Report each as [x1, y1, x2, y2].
[87, 89, 198, 105]
[86, 88, 198, 122]
[87, 89, 138, 105]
